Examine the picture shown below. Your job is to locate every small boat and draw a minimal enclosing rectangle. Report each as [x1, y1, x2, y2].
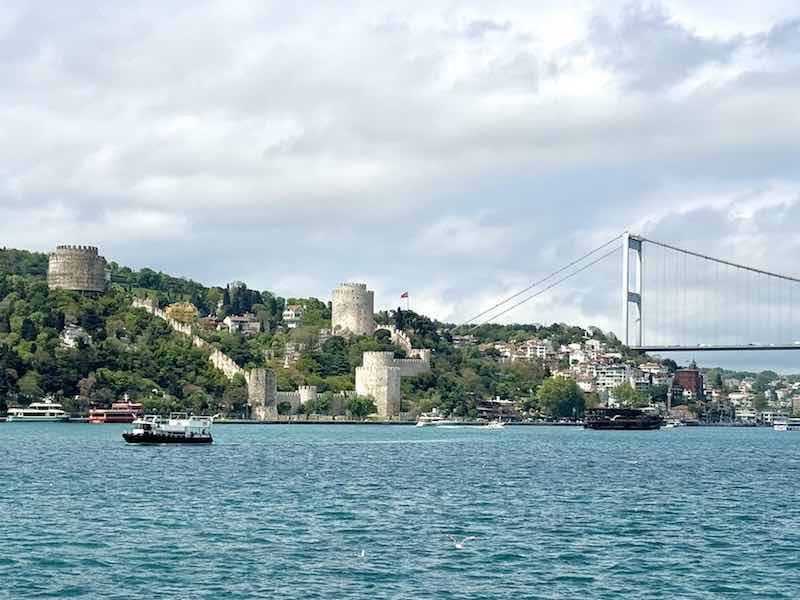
[416, 413, 459, 427]
[123, 413, 214, 444]
[88, 395, 144, 424]
[584, 408, 662, 431]
[664, 418, 683, 429]
[484, 419, 505, 429]
[773, 417, 800, 431]
[6, 398, 69, 422]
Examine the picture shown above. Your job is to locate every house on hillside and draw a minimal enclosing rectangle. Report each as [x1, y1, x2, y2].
[282, 304, 305, 329]
[222, 313, 261, 336]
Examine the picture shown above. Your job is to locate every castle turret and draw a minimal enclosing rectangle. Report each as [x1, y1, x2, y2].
[47, 245, 107, 293]
[332, 282, 375, 337]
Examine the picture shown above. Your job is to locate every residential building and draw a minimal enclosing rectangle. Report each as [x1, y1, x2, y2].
[223, 313, 261, 336]
[282, 304, 305, 329]
[596, 364, 630, 391]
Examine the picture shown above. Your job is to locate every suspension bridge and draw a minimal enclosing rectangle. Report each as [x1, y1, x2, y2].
[459, 232, 800, 353]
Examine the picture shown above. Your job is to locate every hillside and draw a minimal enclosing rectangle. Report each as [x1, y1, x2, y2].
[0, 246, 673, 419]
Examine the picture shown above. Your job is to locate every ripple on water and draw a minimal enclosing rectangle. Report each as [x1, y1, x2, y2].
[2, 424, 800, 599]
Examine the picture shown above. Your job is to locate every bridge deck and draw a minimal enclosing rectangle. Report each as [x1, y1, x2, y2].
[630, 345, 800, 352]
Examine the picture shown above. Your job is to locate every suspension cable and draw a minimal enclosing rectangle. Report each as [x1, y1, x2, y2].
[469, 246, 621, 329]
[454, 234, 623, 331]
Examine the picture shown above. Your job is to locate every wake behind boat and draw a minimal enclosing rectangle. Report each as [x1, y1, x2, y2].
[123, 413, 214, 444]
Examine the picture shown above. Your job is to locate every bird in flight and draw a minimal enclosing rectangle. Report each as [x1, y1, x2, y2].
[449, 535, 477, 549]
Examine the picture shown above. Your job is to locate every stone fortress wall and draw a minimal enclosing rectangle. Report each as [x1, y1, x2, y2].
[133, 297, 280, 419]
[47, 245, 107, 293]
[332, 283, 375, 337]
[276, 386, 318, 413]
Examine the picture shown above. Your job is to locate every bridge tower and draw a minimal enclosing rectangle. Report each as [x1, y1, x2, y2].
[622, 232, 643, 346]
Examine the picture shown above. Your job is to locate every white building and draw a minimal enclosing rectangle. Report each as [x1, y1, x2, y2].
[282, 304, 305, 329]
[595, 364, 630, 391]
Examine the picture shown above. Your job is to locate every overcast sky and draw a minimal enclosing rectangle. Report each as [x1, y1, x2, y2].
[2, 1, 800, 370]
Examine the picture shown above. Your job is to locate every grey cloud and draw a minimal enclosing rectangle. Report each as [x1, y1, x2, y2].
[762, 17, 800, 53]
[587, 3, 743, 91]
[463, 20, 512, 38]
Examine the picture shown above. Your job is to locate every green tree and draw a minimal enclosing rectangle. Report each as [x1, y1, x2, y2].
[536, 377, 585, 419]
[612, 382, 649, 407]
[346, 395, 376, 419]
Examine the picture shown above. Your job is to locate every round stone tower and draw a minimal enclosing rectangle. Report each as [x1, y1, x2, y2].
[331, 282, 375, 337]
[47, 245, 107, 293]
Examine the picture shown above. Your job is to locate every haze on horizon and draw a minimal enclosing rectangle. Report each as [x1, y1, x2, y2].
[2, 1, 799, 371]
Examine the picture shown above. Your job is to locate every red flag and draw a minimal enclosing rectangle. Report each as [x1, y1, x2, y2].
[400, 291, 409, 299]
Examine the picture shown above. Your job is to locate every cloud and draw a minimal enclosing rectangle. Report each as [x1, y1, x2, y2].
[586, 3, 743, 91]
[1, 1, 800, 371]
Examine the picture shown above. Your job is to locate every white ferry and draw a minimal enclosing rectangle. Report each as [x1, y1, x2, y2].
[7, 398, 69, 422]
[773, 417, 800, 431]
[123, 413, 214, 444]
[416, 413, 459, 427]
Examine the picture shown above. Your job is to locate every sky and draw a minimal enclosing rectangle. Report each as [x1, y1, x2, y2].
[1, 1, 800, 371]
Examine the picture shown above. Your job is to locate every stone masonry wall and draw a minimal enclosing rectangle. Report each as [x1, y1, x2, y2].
[332, 283, 375, 337]
[48, 245, 107, 293]
[133, 297, 277, 419]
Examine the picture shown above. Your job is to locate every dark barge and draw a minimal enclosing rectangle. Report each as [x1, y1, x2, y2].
[584, 408, 662, 430]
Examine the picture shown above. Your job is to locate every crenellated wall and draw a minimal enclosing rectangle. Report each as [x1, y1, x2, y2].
[355, 350, 430, 417]
[134, 297, 278, 419]
[332, 282, 375, 337]
[48, 245, 107, 293]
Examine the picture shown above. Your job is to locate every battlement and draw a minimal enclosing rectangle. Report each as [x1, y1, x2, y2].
[54, 245, 99, 254]
[361, 351, 396, 368]
[334, 282, 368, 291]
[48, 244, 106, 293]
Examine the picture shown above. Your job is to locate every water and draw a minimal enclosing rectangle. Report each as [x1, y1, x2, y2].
[1, 424, 798, 599]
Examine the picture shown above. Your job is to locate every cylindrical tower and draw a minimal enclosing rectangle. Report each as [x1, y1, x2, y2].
[47, 245, 107, 293]
[331, 282, 375, 337]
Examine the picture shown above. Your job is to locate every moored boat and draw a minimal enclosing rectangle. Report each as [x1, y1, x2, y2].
[6, 398, 69, 422]
[88, 395, 144, 424]
[774, 417, 800, 431]
[584, 408, 662, 430]
[123, 413, 214, 444]
[416, 413, 459, 427]
[483, 419, 505, 429]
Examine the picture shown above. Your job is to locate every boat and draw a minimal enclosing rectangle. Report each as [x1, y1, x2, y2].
[88, 395, 144, 423]
[773, 417, 800, 431]
[664, 418, 683, 428]
[6, 398, 69, 422]
[584, 408, 662, 430]
[122, 413, 214, 444]
[484, 419, 505, 429]
[416, 413, 459, 427]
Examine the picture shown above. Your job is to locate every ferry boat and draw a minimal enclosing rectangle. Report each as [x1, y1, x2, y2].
[416, 413, 459, 427]
[88, 395, 143, 424]
[6, 398, 69, 422]
[123, 413, 214, 444]
[584, 408, 662, 431]
[774, 417, 800, 431]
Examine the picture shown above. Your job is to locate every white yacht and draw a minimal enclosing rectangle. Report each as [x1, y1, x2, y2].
[484, 419, 505, 429]
[416, 413, 459, 427]
[7, 398, 69, 422]
[664, 418, 683, 429]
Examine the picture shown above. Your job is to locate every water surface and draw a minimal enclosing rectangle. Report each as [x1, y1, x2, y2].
[1, 424, 798, 599]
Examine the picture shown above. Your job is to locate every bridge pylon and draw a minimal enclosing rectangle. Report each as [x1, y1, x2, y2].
[622, 232, 643, 347]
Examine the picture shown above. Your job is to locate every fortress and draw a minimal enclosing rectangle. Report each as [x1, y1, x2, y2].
[47, 245, 107, 293]
[332, 283, 375, 337]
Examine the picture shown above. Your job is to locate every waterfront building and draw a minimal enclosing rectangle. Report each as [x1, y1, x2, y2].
[669, 361, 705, 408]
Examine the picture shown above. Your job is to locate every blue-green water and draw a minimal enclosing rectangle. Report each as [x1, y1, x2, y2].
[1, 424, 798, 599]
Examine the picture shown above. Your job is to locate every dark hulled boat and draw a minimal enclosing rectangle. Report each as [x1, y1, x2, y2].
[584, 408, 662, 430]
[123, 414, 214, 444]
